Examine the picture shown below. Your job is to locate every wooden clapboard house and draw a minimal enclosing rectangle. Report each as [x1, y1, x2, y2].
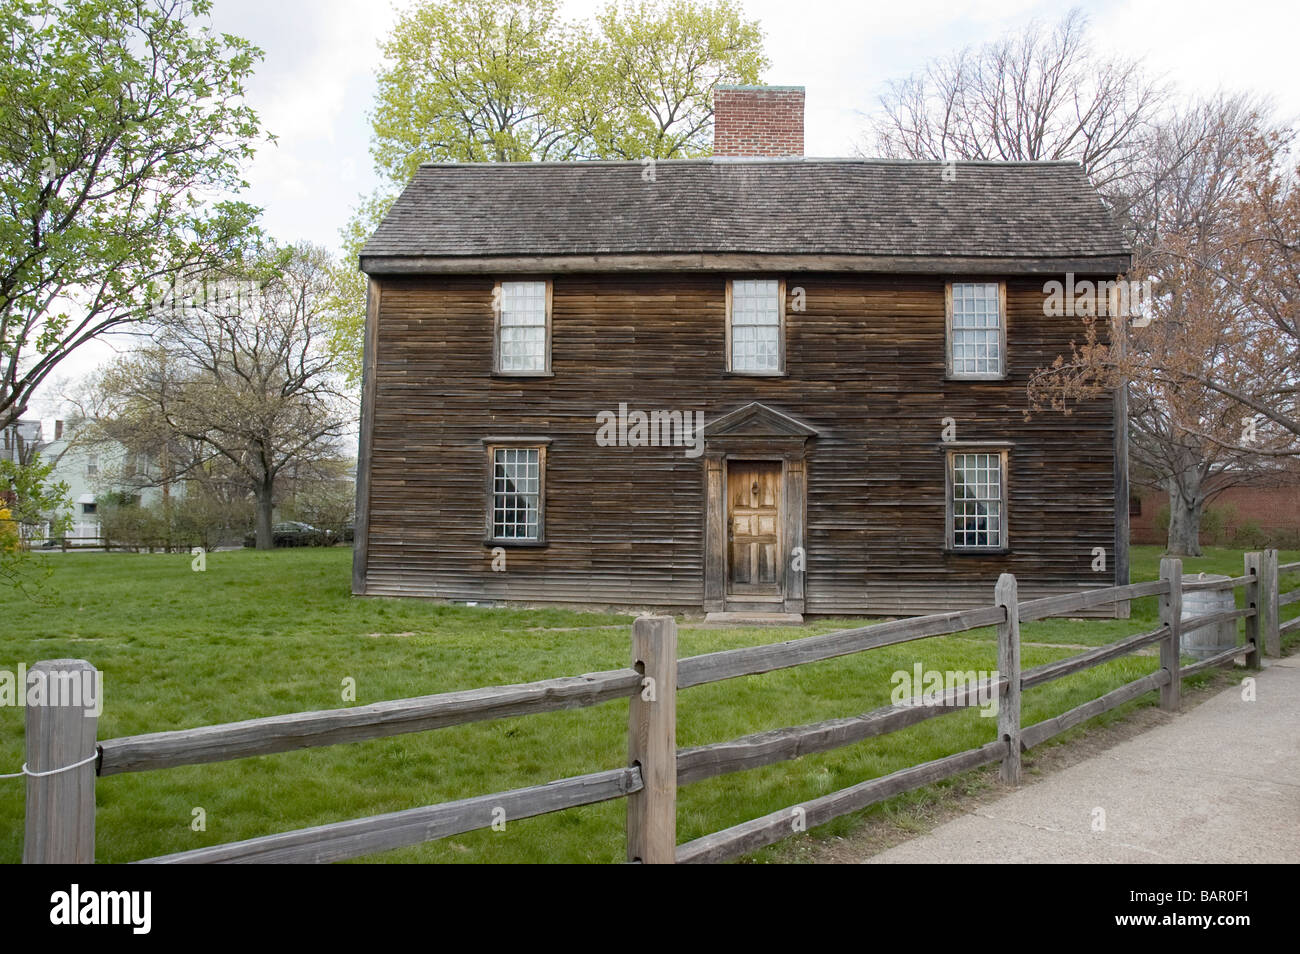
[352, 86, 1132, 620]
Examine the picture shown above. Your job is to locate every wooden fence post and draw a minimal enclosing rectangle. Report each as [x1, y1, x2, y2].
[24, 659, 99, 864]
[627, 615, 677, 863]
[1244, 551, 1263, 669]
[1260, 548, 1279, 658]
[1158, 559, 1182, 712]
[994, 573, 1021, 784]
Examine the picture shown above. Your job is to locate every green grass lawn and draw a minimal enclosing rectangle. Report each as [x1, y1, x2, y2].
[1, 545, 1296, 863]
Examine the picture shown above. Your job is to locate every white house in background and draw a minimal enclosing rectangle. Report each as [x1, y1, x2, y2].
[34, 419, 179, 543]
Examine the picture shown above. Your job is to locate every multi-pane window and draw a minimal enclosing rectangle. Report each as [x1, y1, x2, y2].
[949, 451, 1007, 549]
[948, 282, 1004, 377]
[490, 446, 543, 541]
[728, 279, 783, 373]
[496, 280, 550, 373]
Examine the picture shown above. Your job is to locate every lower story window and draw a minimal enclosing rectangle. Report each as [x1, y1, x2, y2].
[948, 450, 1008, 550]
[489, 445, 544, 542]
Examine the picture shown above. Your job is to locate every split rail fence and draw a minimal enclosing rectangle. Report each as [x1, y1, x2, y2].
[19, 549, 1296, 864]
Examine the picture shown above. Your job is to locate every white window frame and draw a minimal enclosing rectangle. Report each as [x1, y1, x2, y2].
[484, 439, 549, 545]
[945, 447, 1010, 551]
[493, 279, 553, 376]
[726, 278, 786, 375]
[946, 281, 1007, 379]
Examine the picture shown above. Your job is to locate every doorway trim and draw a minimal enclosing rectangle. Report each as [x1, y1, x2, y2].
[702, 403, 818, 616]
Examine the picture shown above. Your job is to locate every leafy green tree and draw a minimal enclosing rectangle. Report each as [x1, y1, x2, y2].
[330, 0, 767, 380]
[328, 192, 396, 382]
[0, 0, 269, 431]
[584, 0, 768, 159]
[370, 0, 766, 173]
[371, 0, 585, 176]
[1, 455, 70, 593]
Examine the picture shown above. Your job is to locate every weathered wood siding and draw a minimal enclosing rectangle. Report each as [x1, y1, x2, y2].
[360, 272, 1117, 614]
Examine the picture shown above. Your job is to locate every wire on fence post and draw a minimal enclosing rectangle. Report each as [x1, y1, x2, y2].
[1, 751, 100, 780]
[23, 659, 99, 864]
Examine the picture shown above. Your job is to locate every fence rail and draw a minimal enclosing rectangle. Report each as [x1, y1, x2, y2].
[1020, 624, 1168, 690]
[18, 550, 1295, 864]
[139, 767, 643, 865]
[1182, 573, 1255, 592]
[97, 668, 643, 775]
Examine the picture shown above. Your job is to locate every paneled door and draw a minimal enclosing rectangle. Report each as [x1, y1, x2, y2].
[727, 460, 782, 597]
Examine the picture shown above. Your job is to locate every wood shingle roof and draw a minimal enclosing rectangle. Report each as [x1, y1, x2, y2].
[360, 158, 1130, 275]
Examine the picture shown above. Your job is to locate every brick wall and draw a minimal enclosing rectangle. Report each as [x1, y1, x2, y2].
[1131, 484, 1300, 547]
[713, 85, 804, 158]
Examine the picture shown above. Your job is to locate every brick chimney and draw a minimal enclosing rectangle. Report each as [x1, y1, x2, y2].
[713, 85, 804, 158]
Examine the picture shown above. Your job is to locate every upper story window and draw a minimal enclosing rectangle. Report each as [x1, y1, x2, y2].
[85, 454, 98, 477]
[946, 448, 1009, 551]
[494, 280, 552, 375]
[727, 278, 785, 374]
[946, 281, 1006, 379]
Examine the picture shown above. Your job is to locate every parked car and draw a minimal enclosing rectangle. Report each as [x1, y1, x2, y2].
[243, 521, 329, 548]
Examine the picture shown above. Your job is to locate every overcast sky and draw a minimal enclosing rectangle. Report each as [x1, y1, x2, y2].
[30, 0, 1300, 418]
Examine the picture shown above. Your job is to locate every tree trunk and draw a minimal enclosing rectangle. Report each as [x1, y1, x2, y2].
[1165, 471, 1204, 556]
[255, 479, 274, 550]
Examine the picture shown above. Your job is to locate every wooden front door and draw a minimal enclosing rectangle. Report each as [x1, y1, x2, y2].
[727, 460, 782, 597]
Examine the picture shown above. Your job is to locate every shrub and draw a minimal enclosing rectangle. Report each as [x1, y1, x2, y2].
[1153, 503, 1170, 535]
[98, 496, 168, 551]
[1232, 519, 1269, 550]
[171, 493, 253, 550]
[1200, 503, 1237, 546]
[1152, 501, 1243, 547]
[283, 481, 355, 545]
[0, 507, 19, 554]
[99, 491, 254, 551]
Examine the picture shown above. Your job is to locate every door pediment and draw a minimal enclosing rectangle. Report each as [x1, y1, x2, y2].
[703, 402, 820, 440]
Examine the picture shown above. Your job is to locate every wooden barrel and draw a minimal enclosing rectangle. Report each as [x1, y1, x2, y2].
[1181, 574, 1237, 660]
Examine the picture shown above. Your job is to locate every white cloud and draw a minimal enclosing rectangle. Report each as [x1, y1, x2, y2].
[1093, 0, 1300, 124]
